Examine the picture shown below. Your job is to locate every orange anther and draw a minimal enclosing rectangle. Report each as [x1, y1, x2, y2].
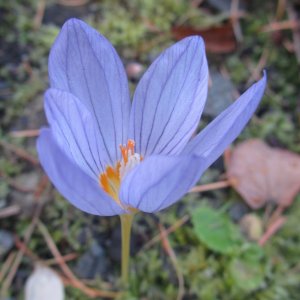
[100, 139, 140, 206]
[120, 145, 128, 164]
[106, 166, 119, 181]
[99, 173, 110, 193]
[99, 165, 121, 203]
[127, 139, 135, 155]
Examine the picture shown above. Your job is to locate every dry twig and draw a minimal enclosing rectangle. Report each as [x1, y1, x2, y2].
[15, 236, 78, 267]
[189, 180, 231, 193]
[34, 175, 49, 200]
[230, 0, 243, 42]
[0, 252, 16, 283]
[287, 2, 300, 63]
[37, 221, 119, 299]
[247, 48, 269, 85]
[262, 20, 300, 32]
[276, 0, 287, 20]
[259, 216, 286, 246]
[10, 129, 40, 138]
[0, 205, 21, 219]
[58, 0, 89, 6]
[45, 253, 78, 266]
[0, 140, 39, 166]
[0, 176, 49, 296]
[0, 171, 35, 193]
[141, 215, 190, 252]
[159, 224, 185, 300]
[0, 203, 44, 296]
[14, 236, 41, 262]
[268, 205, 285, 226]
[33, 0, 46, 30]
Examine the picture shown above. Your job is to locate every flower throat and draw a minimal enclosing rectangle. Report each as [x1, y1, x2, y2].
[99, 140, 142, 206]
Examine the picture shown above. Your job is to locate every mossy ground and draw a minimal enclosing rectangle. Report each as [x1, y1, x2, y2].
[0, 1, 299, 299]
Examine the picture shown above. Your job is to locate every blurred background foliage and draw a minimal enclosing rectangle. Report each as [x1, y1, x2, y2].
[0, 0, 300, 299]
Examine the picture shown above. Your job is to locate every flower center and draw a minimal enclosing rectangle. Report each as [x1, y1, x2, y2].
[99, 140, 142, 206]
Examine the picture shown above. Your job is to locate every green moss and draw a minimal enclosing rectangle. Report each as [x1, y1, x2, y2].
[1, 0, 300, 299]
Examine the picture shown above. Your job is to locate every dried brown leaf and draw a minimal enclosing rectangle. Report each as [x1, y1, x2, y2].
[172, 23, 236, 53]
[227, 139, 300, 209]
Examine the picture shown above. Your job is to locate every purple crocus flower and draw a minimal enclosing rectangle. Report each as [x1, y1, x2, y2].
[37, 19, 266, 216]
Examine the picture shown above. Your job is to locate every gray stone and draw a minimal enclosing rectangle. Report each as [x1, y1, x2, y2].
[229, 202, 250, 222]
[14, 172, 39, 191]
[204, 70, 236, 118]
[207, 0, 245, 12]
[75, 242, 108, 279]
[0, 230, 14, 257]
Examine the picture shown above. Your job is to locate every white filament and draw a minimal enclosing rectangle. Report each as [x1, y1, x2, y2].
[120, 153, 141, 179]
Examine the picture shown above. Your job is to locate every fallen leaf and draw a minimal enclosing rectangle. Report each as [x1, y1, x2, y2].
[172, 22, 236, 53]
[191, 205, 242, 254]
[227, 139, 300, 209]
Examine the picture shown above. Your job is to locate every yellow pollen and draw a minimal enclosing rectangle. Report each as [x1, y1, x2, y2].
[99, 139, 141, 207]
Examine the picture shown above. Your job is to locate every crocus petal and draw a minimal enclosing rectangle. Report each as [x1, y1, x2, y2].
[37, 128, 124, 216]
[129, 36, 208, 157]
[184, 71, 267, 169]
[44, 88, 109, 178]
[119, 155, 205, 213]
[49, 18, 131, 164]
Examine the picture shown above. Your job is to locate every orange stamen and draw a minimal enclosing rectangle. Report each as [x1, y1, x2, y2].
[120, 139, 135, 164]
[127, 140, 135, 155]
[120, 145, 128, 164]
[99, 139, 140, 207]
[99, 165, 121, 204]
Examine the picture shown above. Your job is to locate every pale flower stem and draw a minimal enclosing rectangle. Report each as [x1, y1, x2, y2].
[120, 213, 134, 286]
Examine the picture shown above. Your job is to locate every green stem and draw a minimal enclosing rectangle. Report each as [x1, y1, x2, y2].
[120, 213, 134, 286]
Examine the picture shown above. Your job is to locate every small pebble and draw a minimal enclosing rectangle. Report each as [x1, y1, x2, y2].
[239, 214, 263, 242]
[0, 230, 14, 257]
[126, 62, 144, 80]
[25, 265, 64, 300]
